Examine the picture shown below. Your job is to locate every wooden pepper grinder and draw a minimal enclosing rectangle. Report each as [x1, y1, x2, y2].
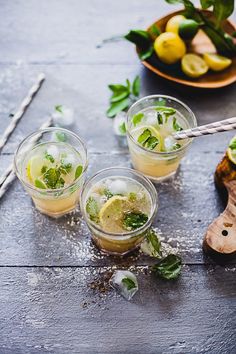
[203, 154, 236, 262]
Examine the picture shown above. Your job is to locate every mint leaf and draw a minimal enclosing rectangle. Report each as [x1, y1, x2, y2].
[145, 136, 159, 150]
[138, 129, 151, 145]
[123, 212, 148, 230]
[157, 113, 163, 125]
[152, 254, 182, 280]
[41, 166, 47, 174]
[55, 105, 63, 113]
[109, 84, 130, 103]
[172, 143, 181, 151]
[56, 132, 67, 142]
[132, 76, 141, 97]
[60, 162, 72, 174]
[156, 107, 176, 117]
[45, 153, 55, 163]
[104, 189, 113, 199]
[86, 197, 99, 223]
[229, 138, 236, 150]
[75, 165, 83, 179]
[132, 112, 144, 126]
[35, 179, 46, 189]
[122, 278, 136, 290]
[128, 192, 137, 202]
[107, 98, 129, 118]
[146, 229, 162, 257]
[119, 122, 127, 135]
[43, 168, 61, 189]
[173, 117, 183, 132]
[155, 99, 166, 107]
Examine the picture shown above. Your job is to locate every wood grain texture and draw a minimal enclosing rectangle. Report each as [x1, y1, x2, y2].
[0, 1, 236, 353]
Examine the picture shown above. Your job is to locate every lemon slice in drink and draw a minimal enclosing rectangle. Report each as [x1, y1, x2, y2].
[181, 54, 208, 78]
[26, 155, 49, 183]
[132, 125, 163, 151]
[203, 53, 232, 72]
[99, 195, 131, 233]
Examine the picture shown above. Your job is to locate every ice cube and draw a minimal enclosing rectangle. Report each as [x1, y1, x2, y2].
[108, 179, 128, 195]
[146, 111, 157, 126]
[52, 105, 75, 127]
[47, 145, 60, 161]
[62, 154, 76, 166]
[164, 136, 176, 152]
[110, 270, 138, 300]
[113, 111, 127, 136]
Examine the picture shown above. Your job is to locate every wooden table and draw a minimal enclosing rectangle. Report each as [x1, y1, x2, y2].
[0, 1, 235, 353]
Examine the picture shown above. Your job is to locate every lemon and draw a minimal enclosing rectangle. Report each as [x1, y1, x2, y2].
[99, 196, 131, 233]
[26, 155, 46, 183]
[181, 54, 208, 78]
[166, 15, 186, 34]
[178, 19, 199, 40]
[154, 32, 186, 64]
[132, 125, 163, 151]
[203, 53, 232, 72]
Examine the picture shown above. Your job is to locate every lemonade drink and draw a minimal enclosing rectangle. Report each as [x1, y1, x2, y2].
[80, 168, 158, 255]
[127, 95, 197, 182]
[14, 128, 87, 217]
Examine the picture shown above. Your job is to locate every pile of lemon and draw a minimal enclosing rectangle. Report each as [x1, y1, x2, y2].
[154, 14, 232, 78]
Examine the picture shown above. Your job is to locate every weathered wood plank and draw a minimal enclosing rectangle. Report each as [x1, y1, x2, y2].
[0, 132, 235, 266]
[0, 64, 235, 154]
[0, 265, 235, 354]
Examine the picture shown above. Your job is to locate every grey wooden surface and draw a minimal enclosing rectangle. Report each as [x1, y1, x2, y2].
[0, 1, 236, 353]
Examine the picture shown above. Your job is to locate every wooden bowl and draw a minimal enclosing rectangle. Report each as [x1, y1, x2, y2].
[141, 10, 236, 89]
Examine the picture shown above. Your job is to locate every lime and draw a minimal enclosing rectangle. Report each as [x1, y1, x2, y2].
[227, 136, 236, 164]
[154, 32, 186, 64]
[178, 19, 199, 40]
[203, 53, 232, 72]
[27, 155, 47, 183]
[132, 125, 163, 151]
[34, 178, 47, 189]
[181, 54, 208, 78]
[99, 196, 131, 233]
[165, 15, 186, 34]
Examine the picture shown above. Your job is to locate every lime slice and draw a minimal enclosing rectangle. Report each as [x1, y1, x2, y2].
[27, 155, 47, 183]
[34, 178, 47, 189]
[181, 54, 208, 78]
[132, 125, 163, 151]
[99, 195, 131, 233]
[203, 53, 232, 72]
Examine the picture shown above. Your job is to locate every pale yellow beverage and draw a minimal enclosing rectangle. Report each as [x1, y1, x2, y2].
[14, 128, 87, 218]
[80, 168, 158, 256]
[127, 95, 197, 182]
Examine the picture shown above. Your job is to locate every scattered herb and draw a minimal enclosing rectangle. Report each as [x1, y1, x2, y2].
[107, 76, 141, 118]
[35, 179, 46, 189]
[124, 29, 154, 60]
[119, 122, 127, 134]
[75, 165, 83, 180]
[152, 254, 182, 280]
[86, 197, 99, 223]
[132, 112, 144, 126]
[45, 152, 55, 163]
[173, 117, 183, 132]
[123, 212, 148, 230]
[55, 105, 63, 113]
[122, 278, 137, 290]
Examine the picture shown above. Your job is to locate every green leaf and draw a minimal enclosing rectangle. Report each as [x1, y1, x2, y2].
[60, 161, 72, 174]
[75, 165, 83, 179]
[106, 98, 130, 118]
[41, 166, 47, 174]
[156, 107, 176, 117]
[138, 129, 151, 145]
[173, 117, 183, 132]
[123, 212, 148, 230]
[213, 0, 234, 28]
[145, 228, 162, 258]
[172, 143, 181, 151]
[86, 197, 99, 223]
[229, 138, 236, 150]
[128, 192, 137, 202]
[132, 112, 144, 126]
[35, 179, 46, 189]
[132, 76, 141, 97]
[43, 168, 61, 189]
[55, 105, 63, 113]
[124, 30, 154, 60]
[45, 152, 55, 163]
[152, 254, 182, 280]
[119, 122, 127, 135]
[157, 113, 163, 125]
[108, 84, 130, 103]
[122, 277, 136, 290]
[200, 0, 214, 9]
[155, 99, 166, 107]
[145, 136, 159, 150]
[104, 189, 114, 199]
[56, 132, 67, 142]
[149, 24, 161, 39]
[126, 79, 131, 92]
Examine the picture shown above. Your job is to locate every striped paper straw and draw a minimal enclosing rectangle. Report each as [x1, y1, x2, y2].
[173, 119, 236, 140]
[0, 73, 45, 152]
[0, 117, 52, 200]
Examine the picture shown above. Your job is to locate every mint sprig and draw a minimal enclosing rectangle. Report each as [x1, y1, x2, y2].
[107, 76, 141, 118]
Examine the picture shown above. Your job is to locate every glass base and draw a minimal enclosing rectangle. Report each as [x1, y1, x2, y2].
[131, 167, 177, 184]
[92, 239, 140, 256]
[34, 203, 77, 218]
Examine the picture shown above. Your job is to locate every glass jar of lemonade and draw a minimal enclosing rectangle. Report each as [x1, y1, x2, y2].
[126, 95, 197, 182]
[80, 167, 158, 256]
[14, 128, 88, 218]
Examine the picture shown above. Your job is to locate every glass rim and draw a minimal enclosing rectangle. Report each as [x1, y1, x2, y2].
[14, 127, 88, 194]
[126, 94, 197, 156]
[80, 166, 158, 238]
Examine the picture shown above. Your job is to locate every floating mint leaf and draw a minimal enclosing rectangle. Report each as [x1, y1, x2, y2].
[86, 197, 99, 223]
[132, 76, 141, 97]
[145, 136, 159, 150]
[123, 212, 148, 231]
[60, 162, 72, 174]
[45, 152, 55, 163]
[138, 128, 151, 145]
[110, 270, 138, 300]
[132, 112, 144, 126]
[172, 143, 181, 151]
[75, 165, 83, 180]
[43, 168, 61, 189]
[41, 166, 47, 174]
[55, 131, 67, 142]
[157, 113, 163, 125]
[104, 189, 113, 199]
[152, 254, 182, 280]
[156, 107, 176, 118]
[173, 117, 183, 132]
